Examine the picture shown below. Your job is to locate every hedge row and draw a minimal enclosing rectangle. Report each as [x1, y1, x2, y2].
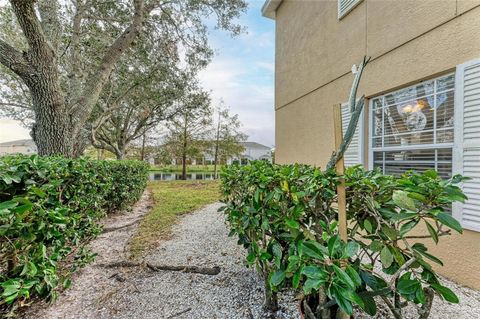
[220, 161, 467, 318]
[0, 155, 148, 311]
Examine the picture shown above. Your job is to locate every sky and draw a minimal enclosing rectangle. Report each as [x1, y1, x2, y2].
[200, 0, 275, 147]
[0, 0, 275, 146]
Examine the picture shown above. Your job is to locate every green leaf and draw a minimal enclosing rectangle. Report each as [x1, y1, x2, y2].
[0, 200, 18, 211]
[27, 261, 38, 276]
[32, 186, 46, 198]
[292, 269, 302, 289]
[380, 246, 393, 268]
[332, 264, 355, 289]
[391, 247, 406, 266]
[369, 240, 383, 252]
[303, 278, 324, 294]
[4, 292, 18, 304]
[302, 241, 327, 260]
[444, 186, 468, 203]
[400, 219, 419, 236]
[328, 236, 340, 257]
[431, 284, 459, 303]
[302, 266, 327, 280]
[381, 225, 398, 240]
[408, 192, 427, 202]
[436, 212, 463, 234]
[1, 283, 20, 297]
[285, 218, 299, 229]
[345, 265, 361, 288]
[359, 294, 377, 316]
[344, 241, 360, 258]
[331, 286, 353, 315]
[272, 243, 282, 259]
[393, 190, 416, 210]
[63, 278, 72, 289]
[254, 188, 261, 204]
[425, 220, 439, 244]
[397, 278, 420, 295]
[364, 219, 373, 233]
[412, 244, 444, 266]
[270, 270, 286, 287]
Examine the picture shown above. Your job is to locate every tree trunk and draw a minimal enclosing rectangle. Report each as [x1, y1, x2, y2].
[115, 140, 127, 160]
[264, 275, 278, 311]
[29, 89, 72, 157]
[213, 112, 221, 179]
[140, 132, 146, 161]
[213, 143, 219, 179]
[182, 151, 187, 180]
[181, 114, 188, 180]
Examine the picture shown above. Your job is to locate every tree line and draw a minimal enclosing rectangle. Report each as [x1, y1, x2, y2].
[0, 0, 248, 160]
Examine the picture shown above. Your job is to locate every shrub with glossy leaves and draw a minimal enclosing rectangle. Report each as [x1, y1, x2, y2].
[220, 161, 467, 319]
[0, 155, 148, 313]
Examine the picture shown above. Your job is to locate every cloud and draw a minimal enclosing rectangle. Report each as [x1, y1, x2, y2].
[200, 2, 276, 146]
[199, 56, 275, 147]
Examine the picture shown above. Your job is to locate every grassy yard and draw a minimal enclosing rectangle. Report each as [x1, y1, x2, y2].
[129, 180, 220, 257]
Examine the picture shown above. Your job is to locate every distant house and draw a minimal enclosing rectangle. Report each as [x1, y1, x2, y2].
[0, 139, 37, 156]
[232, 141, 272, 164]
[168, 141, 273, 166]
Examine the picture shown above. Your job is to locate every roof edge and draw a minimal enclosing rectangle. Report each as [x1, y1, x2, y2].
[261, 0, 283, 20]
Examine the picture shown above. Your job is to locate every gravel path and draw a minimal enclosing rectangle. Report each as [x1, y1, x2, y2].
[22, 199, 480, 319]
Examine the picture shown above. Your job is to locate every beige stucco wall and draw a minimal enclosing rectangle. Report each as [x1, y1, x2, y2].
[274, 0, 480, 289]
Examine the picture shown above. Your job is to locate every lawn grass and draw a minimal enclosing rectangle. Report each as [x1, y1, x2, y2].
[129, 180, 221, 257]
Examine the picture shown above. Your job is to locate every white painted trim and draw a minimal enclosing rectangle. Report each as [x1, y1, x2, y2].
[338, 0, 363, 20]
[368, 99, 374, 170]
[341, 102, 365, 167]
[452, 62, 465, 223]
[453, 57, 480, 232]
[261, 0, 283, 19]
[371, 143, 453, 152]
[358, 108, 365, 167]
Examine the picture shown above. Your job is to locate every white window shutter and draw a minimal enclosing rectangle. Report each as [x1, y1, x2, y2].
[453, 58, 480, 232]
[338, 0, 362, 19]
[341, 103, 364, 167]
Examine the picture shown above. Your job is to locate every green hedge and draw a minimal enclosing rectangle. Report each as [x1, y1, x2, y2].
[220, 161, 467, 318]
[0, 155, 148, 312]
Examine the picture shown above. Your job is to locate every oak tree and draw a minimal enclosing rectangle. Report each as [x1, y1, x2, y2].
[0, 0, 246, 156]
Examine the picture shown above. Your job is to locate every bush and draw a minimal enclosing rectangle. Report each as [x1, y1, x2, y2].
[220, 161, 467, 319]
[0, 155, 148, 312]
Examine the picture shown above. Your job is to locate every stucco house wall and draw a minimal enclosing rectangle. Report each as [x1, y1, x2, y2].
[265, 0, 480, 289]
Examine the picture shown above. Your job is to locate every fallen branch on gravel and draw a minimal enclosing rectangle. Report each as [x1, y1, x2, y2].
[146, 263, 221, 275]
[97, 261, 221, 275]
[102, 220, 142, 233]
[166, 307, 192, 318]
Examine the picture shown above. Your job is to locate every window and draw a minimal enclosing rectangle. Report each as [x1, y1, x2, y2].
[369, 74, 455, 179]
[338, 0, 363, 19]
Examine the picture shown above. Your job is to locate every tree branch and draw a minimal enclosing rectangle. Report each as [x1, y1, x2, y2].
[71, 0, 146, 133]
[0, 39, 31, 77]
[10, 0, 55, 62]
[326, 56, 370, 170]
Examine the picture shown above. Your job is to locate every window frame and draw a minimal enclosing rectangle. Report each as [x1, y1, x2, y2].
[367, 74, 455, 178]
